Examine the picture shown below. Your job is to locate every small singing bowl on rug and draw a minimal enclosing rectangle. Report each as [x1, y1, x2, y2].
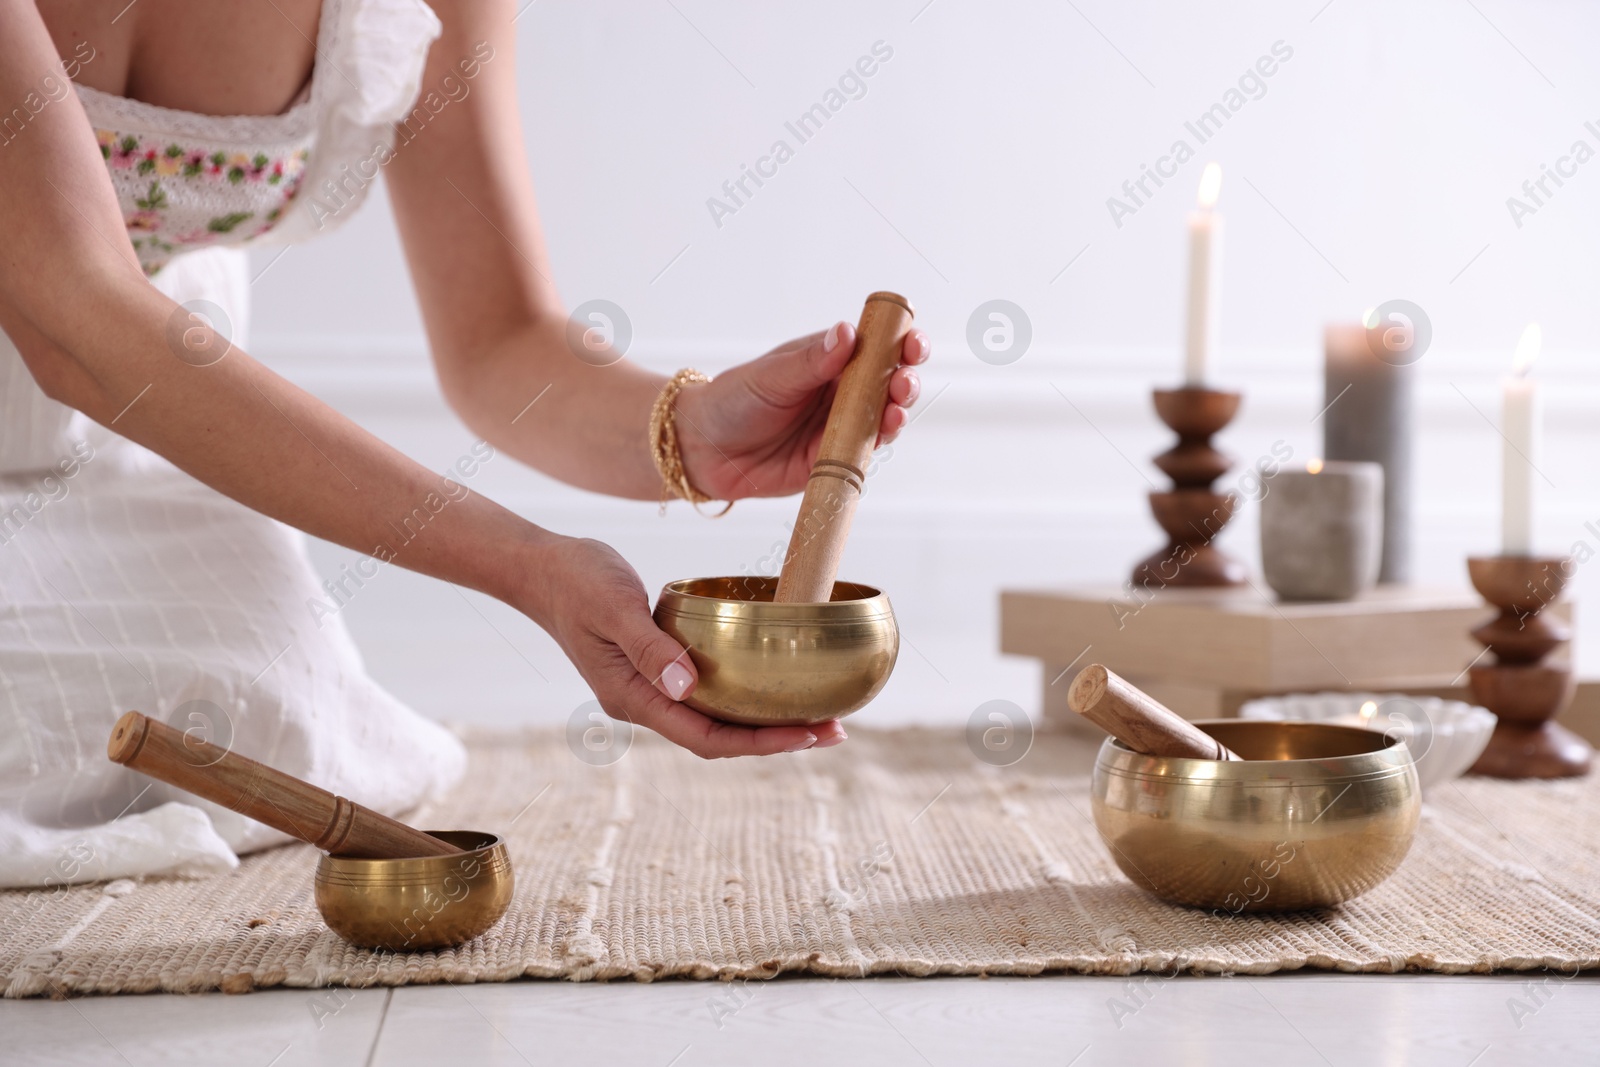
[653, 576, 898, 727]
[314, 831, 513, 951]
[1091, 720, 1420, 912]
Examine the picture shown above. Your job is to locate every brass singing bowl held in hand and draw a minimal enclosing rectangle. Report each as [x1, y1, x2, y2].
[653, 576, 898, 727]
[314, 830, 513, 950]
[1091, 720, 1420, 912]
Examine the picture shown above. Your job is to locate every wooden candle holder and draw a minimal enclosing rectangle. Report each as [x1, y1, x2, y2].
[1465, 556, 1592, 779]
[1131, 387, 1247, 589]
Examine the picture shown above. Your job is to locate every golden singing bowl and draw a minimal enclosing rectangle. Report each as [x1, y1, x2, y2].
[653, 576, 898, 727]
[1091, 721, 1420, 912]
[314, 830, 513, 951]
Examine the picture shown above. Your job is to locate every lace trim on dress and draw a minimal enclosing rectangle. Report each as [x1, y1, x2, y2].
[74, 81, 318, 149]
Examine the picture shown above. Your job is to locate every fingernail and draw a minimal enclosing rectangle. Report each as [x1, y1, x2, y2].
[918, 335, 931, 360]
[824, 322, 845, 353]
[662, 661, 693, 701]
[814, 731, 847, 749]
[785, 733, 818, 752]
[905, 374, 921, 405]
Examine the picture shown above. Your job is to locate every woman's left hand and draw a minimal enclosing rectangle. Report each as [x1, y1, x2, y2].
[672, 322, 931, 501]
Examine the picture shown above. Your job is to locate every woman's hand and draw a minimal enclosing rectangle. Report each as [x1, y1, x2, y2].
[672, 323, 931, 502]
[516, 535, 847, 758]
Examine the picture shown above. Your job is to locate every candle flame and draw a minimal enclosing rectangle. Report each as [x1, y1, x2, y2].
[1513, 322, 1542, 376]
[1196, 162, 1222, 209]
[1307, 459, 1324, 474]
[1359, 700, 1378, 723]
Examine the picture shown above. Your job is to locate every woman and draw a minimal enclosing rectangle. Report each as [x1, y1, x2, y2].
[0, 0, 928, 887]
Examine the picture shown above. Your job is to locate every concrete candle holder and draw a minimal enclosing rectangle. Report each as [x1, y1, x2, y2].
[1260, 460, 1383, 601]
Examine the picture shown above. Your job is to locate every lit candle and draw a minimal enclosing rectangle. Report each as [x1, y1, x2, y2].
[1501, 323, 1542, 556]
[1323, 322, 1414, 583]
[1183, 162, 1223, 386]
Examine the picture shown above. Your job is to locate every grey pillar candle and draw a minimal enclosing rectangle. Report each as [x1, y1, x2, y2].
[1260, 460, 1384, 601]
[1323, 323, 1414, 583]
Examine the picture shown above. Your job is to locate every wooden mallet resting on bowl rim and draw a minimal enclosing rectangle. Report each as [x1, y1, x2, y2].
[1067, 664, 1240, 760]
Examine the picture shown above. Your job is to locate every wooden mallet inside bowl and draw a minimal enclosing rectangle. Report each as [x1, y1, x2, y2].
[1072, 665, 1423, 912]
[774, 290, 916, 603]
[651, 291, 913, 725]
[1067, 664, 1240, 760]
[107, 712, 517, 950]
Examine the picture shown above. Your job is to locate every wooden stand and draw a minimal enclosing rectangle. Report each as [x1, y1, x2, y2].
[1465, 556, 1593, 779]
[1131, 387, 1247, 589]
[1000, 584, 1535, 733]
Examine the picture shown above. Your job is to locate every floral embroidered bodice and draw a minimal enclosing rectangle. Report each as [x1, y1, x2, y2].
[81, 85, 315, 274]
[69, 0, 444, 275]
[0, 0, 441, 477]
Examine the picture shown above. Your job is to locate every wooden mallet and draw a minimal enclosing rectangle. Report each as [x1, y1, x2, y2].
[1067, 664, 1240, 760]
[107, 711, 461, 858]
[774, 291, 915, 604]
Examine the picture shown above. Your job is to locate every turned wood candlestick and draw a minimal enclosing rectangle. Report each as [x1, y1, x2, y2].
[1068, 663, 1239, 760]
[1465, 557, 1592, 778]
[774, 291, 915, 603]
[1131, 387, 1247, 589]
[107, 711, 462, 858]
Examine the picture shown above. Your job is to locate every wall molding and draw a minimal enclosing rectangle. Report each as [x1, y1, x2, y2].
[253, 332, 1600, 413]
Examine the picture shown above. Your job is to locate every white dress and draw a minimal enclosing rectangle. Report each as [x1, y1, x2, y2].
[0, 0, 466, 889]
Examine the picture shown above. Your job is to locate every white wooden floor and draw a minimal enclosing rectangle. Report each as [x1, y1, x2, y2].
[3, 973, 1594, 1066]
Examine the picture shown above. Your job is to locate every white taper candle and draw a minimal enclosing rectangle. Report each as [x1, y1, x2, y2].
[1183, 162, 1223, 386]
[1501, 323, 1541, 556]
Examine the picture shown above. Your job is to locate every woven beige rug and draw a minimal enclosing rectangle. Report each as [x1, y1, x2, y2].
[4, 727, 1599, 996]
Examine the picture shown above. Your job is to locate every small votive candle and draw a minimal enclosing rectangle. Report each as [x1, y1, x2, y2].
[1343, 699, 1417, 746]
[1260, 460, 1384, 601]
[1320, 699, 1386, 732]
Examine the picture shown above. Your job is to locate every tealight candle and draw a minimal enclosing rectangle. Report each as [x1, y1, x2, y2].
[1341, 699, 1416, 747]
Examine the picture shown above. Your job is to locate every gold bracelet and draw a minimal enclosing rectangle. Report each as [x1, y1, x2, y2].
[649, 369, 732, 517]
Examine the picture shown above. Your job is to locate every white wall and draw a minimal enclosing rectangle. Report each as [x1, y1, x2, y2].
[249, 0, 1600, 728]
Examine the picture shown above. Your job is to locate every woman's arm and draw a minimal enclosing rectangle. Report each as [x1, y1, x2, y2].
[383, 1, 927, 505]
[1, 0, 851, 758]
[383, 1, 932, 756]
[380, 2, 663, 499]
[0, 2, 547, 600]
[0, 2, 728, 738]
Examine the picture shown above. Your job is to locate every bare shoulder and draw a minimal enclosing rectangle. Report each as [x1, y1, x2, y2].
[422, 0, 518, 43]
